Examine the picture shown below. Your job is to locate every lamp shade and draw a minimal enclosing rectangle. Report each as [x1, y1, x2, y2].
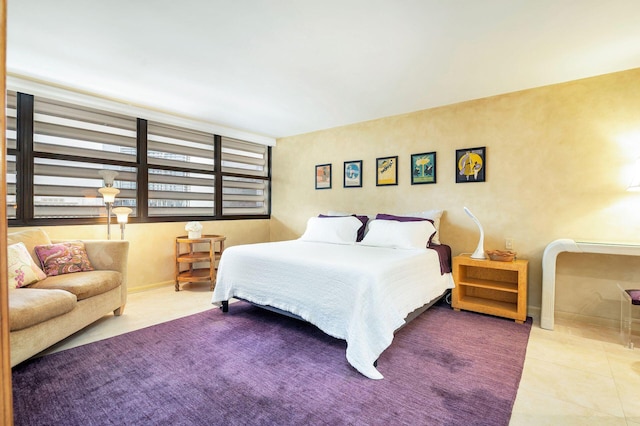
[98, 186, 120, 203]
[628, 158, 640, 191]
[98, 170, 119, 187]
[112, 207, 132, 224]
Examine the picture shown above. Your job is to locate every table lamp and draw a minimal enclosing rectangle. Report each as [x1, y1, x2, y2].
[464, 207, 487, 260]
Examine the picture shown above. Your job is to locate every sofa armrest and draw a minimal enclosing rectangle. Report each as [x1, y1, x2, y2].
[51, 239, 129, 306]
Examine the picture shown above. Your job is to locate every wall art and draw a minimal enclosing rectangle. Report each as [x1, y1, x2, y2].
[455, 147, 485, 183]
[343, 160, 362, 188]
[411, 152, 436, 184]
[315, 163, 332, 189]
[376, 156, 398, 186]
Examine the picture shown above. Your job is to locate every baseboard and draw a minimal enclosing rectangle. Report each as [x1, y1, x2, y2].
[128, 281, 175, 294]
[527, 305, 540, 321]
[527, 302, 621, 329]
[554, 310, 618, 329]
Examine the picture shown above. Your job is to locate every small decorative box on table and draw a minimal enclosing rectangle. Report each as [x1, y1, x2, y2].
[452, 254, 528, 323]
[175, 235, 225, 291]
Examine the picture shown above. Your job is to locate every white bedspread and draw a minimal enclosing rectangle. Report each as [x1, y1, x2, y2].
[211, 240, 454, 379]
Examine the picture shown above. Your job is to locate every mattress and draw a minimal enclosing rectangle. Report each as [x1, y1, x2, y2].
[211, 240, 454, 379]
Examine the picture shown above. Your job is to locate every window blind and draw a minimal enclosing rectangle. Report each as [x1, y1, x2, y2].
[148, 169, 215, 217]
[6, 92, 17, 219]
[222, 176, 269, 215]
[34, 97, 137, 161]
[148, 122, 215, 171]
[221, 137, 269, 216]
[221, 136, 268, 177]
[32, 97, 138, 218]
[6, 90, 271, 223]
[6, 91, 16, 150]
[34, 159, 136, 218]
[6, 154, 16, 219]
[147, 122, 216, 216]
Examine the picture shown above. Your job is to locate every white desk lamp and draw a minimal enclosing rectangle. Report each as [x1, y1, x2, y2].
[464, 207, 487, 260]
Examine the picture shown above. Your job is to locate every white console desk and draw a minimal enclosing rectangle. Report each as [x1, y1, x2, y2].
[541, 239, 640, 330]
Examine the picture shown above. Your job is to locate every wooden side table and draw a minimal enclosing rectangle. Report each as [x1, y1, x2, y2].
[452, 254, 528, 323]
[175, 235, 225, 291]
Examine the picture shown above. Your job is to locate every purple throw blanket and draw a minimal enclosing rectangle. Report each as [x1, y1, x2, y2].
[428, 244, 452, 274]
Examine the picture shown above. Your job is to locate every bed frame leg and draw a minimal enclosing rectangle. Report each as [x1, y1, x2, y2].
[374, 359, 378, 368]
[221, 301, 229, 313]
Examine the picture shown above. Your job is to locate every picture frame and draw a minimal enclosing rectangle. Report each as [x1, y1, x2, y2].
[455, 147, 486, 183]
[411, 152, 437, 185]
[315, 164, 332, 189]
[343, 160, 362, 188]
[376, 156, 398, 186]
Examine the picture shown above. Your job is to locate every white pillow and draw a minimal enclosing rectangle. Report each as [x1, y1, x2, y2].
[299, 216, 362, 244]
[7, 242, 47, 288]
[407, 209, 444, 245]
[360, 219, 436, 249]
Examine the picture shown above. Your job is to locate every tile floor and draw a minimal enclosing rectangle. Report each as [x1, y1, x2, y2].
[38, 284, 640, 425]
[40, 283, 217, 356]
[511, 317, 640, 425]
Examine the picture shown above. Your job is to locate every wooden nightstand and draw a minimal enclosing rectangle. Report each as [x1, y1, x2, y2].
[175, 235, 225, 291]
[452, 254, 528, 323]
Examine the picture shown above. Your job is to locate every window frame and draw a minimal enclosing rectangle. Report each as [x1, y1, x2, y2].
[8, 92, 271, 227]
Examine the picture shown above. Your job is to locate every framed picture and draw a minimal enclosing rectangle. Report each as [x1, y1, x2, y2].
[315, 164, 332, 189]
[455, 147, 486, 183]
[376, 156, 398, 186]
[343, 160, 362, 188]
[411, 152, 436, 185]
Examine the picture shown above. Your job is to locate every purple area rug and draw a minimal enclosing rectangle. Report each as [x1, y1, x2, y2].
[12, 301, 531, 425]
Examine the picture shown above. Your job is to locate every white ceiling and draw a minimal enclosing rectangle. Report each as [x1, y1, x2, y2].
[7, 0, 640, 139]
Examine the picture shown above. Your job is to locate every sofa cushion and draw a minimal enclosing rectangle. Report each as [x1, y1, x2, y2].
[7, 228, 52, 265]
[29, 270, 122, 300]
[7, 242, 47, 288]
[34, 242, 94, 276]
[8, 288, 77, 332]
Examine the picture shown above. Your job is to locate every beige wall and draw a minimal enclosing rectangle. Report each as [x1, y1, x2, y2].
[10, 219, 269, 291]
[271, 68, 640, 324]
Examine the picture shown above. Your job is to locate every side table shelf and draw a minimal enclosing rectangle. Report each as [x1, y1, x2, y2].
[175, 235, 225, 291]
[452, 254, 528, 323]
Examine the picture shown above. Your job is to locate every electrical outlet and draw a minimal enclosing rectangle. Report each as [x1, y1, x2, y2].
[505, 238, 514, 250]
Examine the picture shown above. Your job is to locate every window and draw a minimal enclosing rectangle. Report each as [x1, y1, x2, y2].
[6, 90, 271, 225]
[6, 92, 17, 219]
[222, 175, 269, 215]
[32, 96, 138, 219]
[221, 137, 270, 216]
[34, 158, 136, 218]
[147, 122, 216, 217]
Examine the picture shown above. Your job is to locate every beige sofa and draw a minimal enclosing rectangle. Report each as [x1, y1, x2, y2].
[7, 228, 129, 367]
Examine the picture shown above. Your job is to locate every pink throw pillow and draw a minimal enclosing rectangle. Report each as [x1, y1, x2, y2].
[34, 242, 94, 276]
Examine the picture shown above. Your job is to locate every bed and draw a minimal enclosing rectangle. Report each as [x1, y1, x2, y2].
[211, 213, 454, 379]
